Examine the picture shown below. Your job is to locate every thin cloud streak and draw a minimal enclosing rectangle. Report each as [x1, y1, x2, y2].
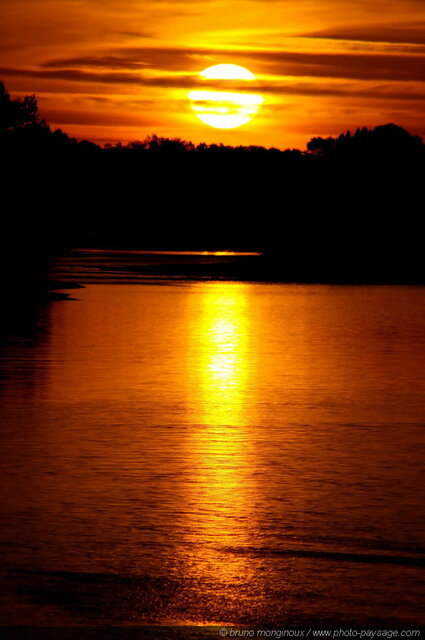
[302, 22, 425, 46]
[3, 65, 425, 105]
[41, 108, 159, 127]
[0, 67, 197, 88]
[37, 44, 425, 84]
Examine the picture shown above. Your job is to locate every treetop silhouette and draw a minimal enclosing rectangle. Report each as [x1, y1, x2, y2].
[0, 81, 44, 133]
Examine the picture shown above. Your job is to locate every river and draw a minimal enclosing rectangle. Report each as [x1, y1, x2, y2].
[1, 264, 424, 629]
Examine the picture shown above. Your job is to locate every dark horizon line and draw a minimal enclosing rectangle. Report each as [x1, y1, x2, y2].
[50, 122, 425, 154]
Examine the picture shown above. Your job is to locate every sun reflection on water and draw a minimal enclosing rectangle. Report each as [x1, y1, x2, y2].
[192, 285, 251, 426]
[181, 284, 259, 594]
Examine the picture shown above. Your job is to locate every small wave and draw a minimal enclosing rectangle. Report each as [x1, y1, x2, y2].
[223, 546, 425, 566]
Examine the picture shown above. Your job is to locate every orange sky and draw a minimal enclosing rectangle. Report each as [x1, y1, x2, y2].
[1, 0, 425, 149]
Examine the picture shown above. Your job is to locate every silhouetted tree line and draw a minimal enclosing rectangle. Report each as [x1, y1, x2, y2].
[307, 125, 424, 161]
[1, 80, 425, 285]
[3, 81, 423, 160]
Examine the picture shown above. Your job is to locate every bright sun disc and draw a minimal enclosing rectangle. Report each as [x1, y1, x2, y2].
[188, 64, 263, 129]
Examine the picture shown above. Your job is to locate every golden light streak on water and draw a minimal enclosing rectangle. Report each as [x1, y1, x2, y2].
[182, 284, 259, 590]
[194, 285, 250, 426]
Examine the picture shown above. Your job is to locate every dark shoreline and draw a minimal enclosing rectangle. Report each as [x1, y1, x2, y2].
[48, 249, 425, 287]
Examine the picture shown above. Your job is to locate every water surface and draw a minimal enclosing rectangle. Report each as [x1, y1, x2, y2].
[1, 280, 424, 626]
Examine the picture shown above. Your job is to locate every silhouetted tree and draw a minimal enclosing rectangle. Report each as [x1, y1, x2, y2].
[306, 124, 424, 160]
[306, 136, 336, 154]
[0, 81, 45, 133]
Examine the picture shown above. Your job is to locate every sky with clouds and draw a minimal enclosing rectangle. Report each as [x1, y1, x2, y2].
[1, 0, 425, 148]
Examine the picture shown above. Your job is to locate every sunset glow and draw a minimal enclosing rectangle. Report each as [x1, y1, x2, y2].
[2, 1, 425, 148]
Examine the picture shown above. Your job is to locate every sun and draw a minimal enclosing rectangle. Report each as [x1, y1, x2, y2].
[188, 64, 263, 129]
